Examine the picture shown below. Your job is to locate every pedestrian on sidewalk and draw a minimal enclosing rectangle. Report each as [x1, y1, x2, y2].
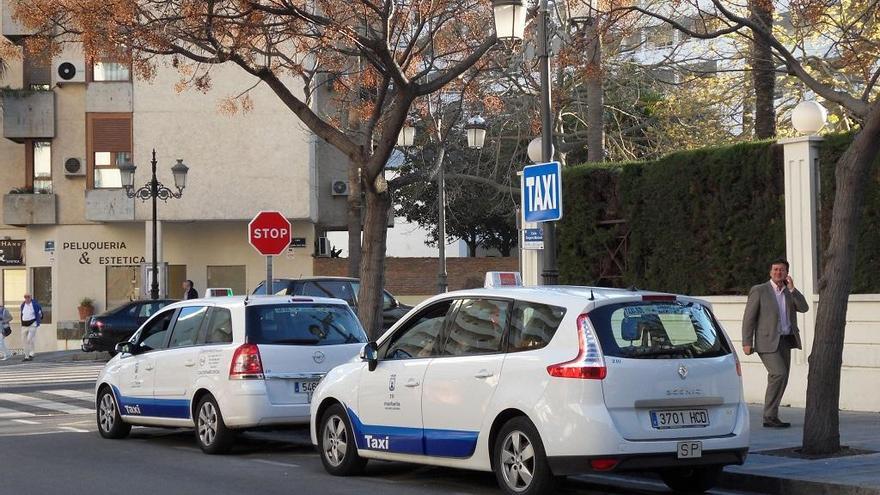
[183, 280, 198, 300]
[20, 293, 43, 361]
[0, 305, 13, 360]
[742, 259, 809, 428]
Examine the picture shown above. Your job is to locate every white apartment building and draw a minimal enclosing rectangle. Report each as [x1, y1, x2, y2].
[0, 1, 354, 352]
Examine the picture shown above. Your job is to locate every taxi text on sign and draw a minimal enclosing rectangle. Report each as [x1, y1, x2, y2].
[521, 161, 562, 223]
[248, 211, 292, 256]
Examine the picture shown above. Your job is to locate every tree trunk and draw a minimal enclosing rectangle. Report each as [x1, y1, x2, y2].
[749, 0, 776, 139]
[357, 188, 391, 340]
[346, 162, 363, 278]
[802, 102, 880, 454]
[585, 21, 604, 162]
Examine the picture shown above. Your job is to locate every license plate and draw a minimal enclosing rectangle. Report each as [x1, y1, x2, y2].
[677, 440, 702, 459]
[650, 409, 709, 429]
[294, 380, 319, 402]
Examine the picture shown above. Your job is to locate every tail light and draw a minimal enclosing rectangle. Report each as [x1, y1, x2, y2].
[229, 343, 264, 380]
[642, 294, 676, 302]
[547, 314, 607, 380]
[91, 319, 104, 331]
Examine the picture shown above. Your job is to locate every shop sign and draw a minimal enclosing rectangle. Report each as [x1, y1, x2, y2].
[61, 241, 146, 265]
[0, 240, 25, 266]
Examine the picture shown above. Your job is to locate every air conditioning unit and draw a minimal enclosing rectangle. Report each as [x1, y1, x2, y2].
[316, 236, 331, 257]
[63, 157, 85, 176]
[331, 180, 349, 196]
[52, 60, 87, 85]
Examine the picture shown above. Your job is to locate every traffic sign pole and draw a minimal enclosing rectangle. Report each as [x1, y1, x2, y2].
[266, 255, 273, 295]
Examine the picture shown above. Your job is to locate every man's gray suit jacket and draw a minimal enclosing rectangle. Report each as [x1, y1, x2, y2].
[742, 282, 809, 353]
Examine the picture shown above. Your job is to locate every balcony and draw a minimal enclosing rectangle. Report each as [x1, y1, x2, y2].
[2, 90, 55, 142]
[1, 0, 37, 43]
[85, 189, 135, 222]
[3, 192, 56, 226]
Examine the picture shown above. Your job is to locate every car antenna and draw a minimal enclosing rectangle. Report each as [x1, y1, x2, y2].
[244, 293, 249, 306]
[589, 289, 595, 301]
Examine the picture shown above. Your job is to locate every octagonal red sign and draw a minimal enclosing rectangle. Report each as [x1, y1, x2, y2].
[249, 211, 291, 256]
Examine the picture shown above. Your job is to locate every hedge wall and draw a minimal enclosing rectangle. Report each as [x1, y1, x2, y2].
[559, 134, 880, 295]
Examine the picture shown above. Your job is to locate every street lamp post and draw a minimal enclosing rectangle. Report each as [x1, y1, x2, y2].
[119, 149, 188, 300]
[492, 0, 558, 285]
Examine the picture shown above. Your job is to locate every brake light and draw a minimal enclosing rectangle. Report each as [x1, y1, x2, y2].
[590, 458, 619, 471]
[642, 294, 676, 302]
[92, 320, 104, 330]
[229, 343, 264, 380]
[547, 314, 607, 380]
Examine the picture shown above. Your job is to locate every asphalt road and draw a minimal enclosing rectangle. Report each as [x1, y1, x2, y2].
[0, 358, 759, 495]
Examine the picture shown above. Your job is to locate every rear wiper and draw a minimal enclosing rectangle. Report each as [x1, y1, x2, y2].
[271, 338, 320, 344]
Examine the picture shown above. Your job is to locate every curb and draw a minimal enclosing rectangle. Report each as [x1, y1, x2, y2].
[719, 470, 880, 495]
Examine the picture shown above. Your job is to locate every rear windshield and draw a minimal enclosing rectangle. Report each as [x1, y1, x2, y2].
[246, 304, 367, 346]
[588, 301, 730, 359]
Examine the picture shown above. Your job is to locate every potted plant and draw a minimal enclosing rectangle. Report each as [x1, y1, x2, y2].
[78, 297, 95, 320]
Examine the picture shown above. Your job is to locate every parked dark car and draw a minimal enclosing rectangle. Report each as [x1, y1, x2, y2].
[81, 299, 177, 354]
[252, 277, 411, 330]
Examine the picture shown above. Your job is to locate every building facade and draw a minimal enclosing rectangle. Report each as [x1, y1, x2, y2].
[1, 1, 328, 352]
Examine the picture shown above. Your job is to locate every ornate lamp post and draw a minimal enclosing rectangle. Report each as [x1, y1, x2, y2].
[492, 0, 558, 284]
[119, 149, 188, 300]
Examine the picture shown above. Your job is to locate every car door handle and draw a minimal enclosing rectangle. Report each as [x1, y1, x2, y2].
[184, 360, 196, 367]
[474, 370, 494, 379]
[144, 364, 154, 371]
[404, 379, 420, 388]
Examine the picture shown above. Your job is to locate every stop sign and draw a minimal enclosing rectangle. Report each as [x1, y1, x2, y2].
[248, 211, 291, 256]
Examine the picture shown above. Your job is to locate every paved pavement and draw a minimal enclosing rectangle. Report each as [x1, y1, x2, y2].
[716, 404, 880, 494]
[3, 351, 880, 494]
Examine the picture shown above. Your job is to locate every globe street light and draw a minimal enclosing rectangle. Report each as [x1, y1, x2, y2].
[397, 123, 416, 147]
[792, 100, 827, 135]
[465, 116, 488, 149]
[493, 0, 558, 284]
[119, 149, 188, 300]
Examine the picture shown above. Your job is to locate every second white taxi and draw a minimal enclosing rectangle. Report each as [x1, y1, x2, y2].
[310, 285, 749, 494]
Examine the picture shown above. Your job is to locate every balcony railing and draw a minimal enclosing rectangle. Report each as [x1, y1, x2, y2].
[3, 192, 57, 226]
[1, 90, 55, 142]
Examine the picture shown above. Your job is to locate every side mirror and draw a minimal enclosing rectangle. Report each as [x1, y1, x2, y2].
[360, 341, 379, 371]
[115, 341, 136, 355]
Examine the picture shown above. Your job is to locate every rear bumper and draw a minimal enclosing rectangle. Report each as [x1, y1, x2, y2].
[217, 381, 311, 428]
[548, 447, 748, 475]
[81, 334, 117, 353]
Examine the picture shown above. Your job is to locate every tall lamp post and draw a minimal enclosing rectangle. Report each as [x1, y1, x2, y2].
[119, 149, 189, 300]
[492, 0, 558, 284]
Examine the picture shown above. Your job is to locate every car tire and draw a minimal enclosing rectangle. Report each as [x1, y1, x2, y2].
[96, 387, 131, 439]
[195, 395, 235, 454]
[493, 417, 557, 495]
[660, 465, 722, 493]
[319, 403, 367, 476]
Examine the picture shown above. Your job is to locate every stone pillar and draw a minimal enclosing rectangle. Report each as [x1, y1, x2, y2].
[779, 135, 822, 363]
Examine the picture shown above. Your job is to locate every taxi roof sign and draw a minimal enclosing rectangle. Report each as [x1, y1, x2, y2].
[484, 271, 522, 288]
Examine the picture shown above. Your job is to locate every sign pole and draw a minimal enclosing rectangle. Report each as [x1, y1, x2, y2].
[266, 256, 273, 295]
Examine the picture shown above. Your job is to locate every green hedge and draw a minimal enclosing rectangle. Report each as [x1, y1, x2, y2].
[559, 134, 880, 295]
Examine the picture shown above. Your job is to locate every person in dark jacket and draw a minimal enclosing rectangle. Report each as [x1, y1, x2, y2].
[20, 293, 43, 361]
[183, 280, 199, 300]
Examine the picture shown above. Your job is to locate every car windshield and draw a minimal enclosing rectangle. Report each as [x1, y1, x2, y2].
[245, 303, 367, 346]
[588, 301, 730, 359]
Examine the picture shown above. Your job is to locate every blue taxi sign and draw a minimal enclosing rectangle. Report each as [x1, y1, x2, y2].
[521, 161, 562, 223]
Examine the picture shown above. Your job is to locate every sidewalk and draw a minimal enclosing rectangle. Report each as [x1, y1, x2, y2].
[719, 404, 880, 494]
[0, 349, 110, 366]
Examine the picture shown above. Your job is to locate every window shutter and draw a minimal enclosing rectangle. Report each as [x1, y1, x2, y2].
[92, 118, 131, 152]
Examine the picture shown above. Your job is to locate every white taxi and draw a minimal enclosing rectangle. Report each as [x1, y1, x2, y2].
[310, 285, 749, 494]
[95, 295, 367, 454]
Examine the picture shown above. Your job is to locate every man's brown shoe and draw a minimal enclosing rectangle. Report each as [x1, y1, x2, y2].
[763, 418, 791, 428]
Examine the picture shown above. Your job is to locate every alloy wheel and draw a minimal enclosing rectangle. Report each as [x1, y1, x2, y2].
[198, 400, 218, 446]
[99, 393, 116, 433]
[322, 415, 349, 467]
[500, 430, 536, 492]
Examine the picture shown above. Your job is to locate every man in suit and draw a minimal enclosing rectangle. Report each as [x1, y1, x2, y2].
[742, 259, 809, 428]
[183, 280, 198, 300]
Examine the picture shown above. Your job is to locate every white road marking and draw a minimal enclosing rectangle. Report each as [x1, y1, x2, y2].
[12, 418, 40, 424]
[251, 459, 301, 468]
[43, 389, 95, 401]
[0, 407, 36, 418]
[0, 392, 93, 415]
[56, 426, 90, 433]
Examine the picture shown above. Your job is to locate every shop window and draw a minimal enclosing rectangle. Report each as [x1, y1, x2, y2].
[31, 267, 52, 324]
[87, 114, 132, 189]
[167, 265, 187, 300]
[206, 266, 246, 296]
[2, 269, 26, 323]
[106, 265, 141, 312]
